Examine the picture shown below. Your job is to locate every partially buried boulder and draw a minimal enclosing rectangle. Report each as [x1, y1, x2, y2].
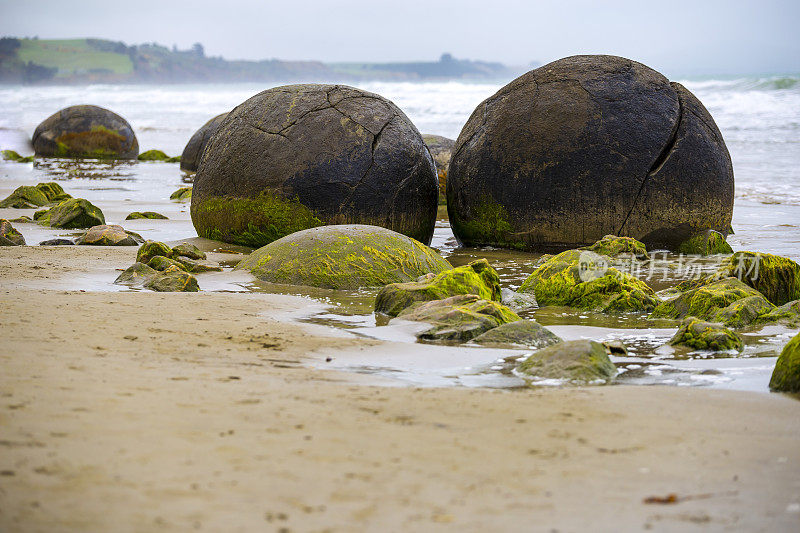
[143, 265, 199, 292]
[0, 219, 25, 246]
[375, 258, 500, 317]
[191, 84, 439, 247]
[126, 211, 168, 220]
[667, 316, 743, 352]
[447, 55, 733, 251]
[715, 251, 800, 306]
[171, 242, 206, 260]
[137, 149, 176, 162]
[39, 238, 74, 246]
[235, 225, 451, 290]
[137, 240, 174, 263]
[471, 319, 562, 349]
[422, 134, 455, 204]
[515, 340, 617, 385]
[2, 149, 33, 163]
[0, 186, 49, 208]
[75, 224, 140, 246]
[394, 294, 520, 342]
[35, 182, 71, 203]
[518, 249, 658, 312]
[769, 332, 800, 393]
[44, 198, 105, 229]
[170, 187, 192, 201]
[32, 105, 138, 159]
[114, 262, 158, 286]
[754, 300, 800, 328]
[148, 255, 221, 273]
[580, 234, 648, 259]
[180, 112, 229, 173]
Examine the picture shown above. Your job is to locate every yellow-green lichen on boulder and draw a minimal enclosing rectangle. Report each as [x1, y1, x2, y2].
[35, 182, 71, 203]
[667, 316, 743, 352]
[114, 262, 158, 286]
[126, 211, 168, 220]
[137, 149, 170, 161]
[651, 277, 774, 328]
[0, 185, 49, 208]
[170, 187, 192, 202]
[715, 251, 800, 306]
[0, 219, 26, 246]
[755, 300, 800, 328]
[769, 331, 800, 393]
[136, 240, 174, 263]
[32, 105, 139, 159]
[374, 258, 500, 317]
[678, 230, 733, 255]
[75, 224, 139, 246]
[148, 254, 221, 273]
[470, 319, 562, 349]
[394, 294, 521, 342]
[143, 265, 199, 292]
[581, 234, 649, 259]
[46, 198, 105, 229]
[515, 340, 617, 385]
[518, 249, 658, 312]
[1, 150, 33, 163]
[235, 224, 451, 290]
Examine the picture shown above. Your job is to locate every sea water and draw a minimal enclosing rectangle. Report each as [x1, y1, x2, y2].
[0, 77, 798, 391]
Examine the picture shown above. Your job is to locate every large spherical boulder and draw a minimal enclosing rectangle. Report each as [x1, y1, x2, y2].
[180, 112, 228, 173]
[235, 224, 451, 290]
[32, 105, 138, 159]
[191, 84, 439, 248]
[447, 55, 734, 252]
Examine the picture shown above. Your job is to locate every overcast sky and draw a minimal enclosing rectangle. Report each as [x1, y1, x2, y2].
[2, 0, 798, 76]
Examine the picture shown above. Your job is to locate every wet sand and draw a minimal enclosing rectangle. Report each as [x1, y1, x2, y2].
[1, 246, 800, 532]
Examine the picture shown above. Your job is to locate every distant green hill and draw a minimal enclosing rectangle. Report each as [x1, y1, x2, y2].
[0, 37, 518, 84]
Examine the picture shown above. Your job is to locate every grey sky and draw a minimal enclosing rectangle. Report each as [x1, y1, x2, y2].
[2, 0, 798, 75]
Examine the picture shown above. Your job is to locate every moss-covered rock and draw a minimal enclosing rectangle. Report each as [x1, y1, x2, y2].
[715, 251, 800, 306]
[374, 258, 499, 317]
[148, 254, 221, 273]
[394, 294, 521, 342]
[754, 300, 800, 328]
[516, 340, 617, 385]
[769, 332, 800, 393]
[519, 249, 658, 312]
[471, 319, 562, 349]
[36, 182, 71, 203]
[143, 265, 199, 292]
[148, 255, 188, 272]
[581, 234, 648, 259]
[2, 149, 23, 161]
[170, 187, 192, 202]
[10, 216, 32, 223]
[0, 186, 49, 208]
[236, 224, 451, 290]
[137, 149, 170, 161]
[125, 211, 168, 220]
[33, 105, 138, 159]
[0, 219, 25, 246]
[75, 224, 138, 246]
[668, 316, 743, 352]
[171, 242, 206, 260]
[678, 230, 733, 255]
[651, 277, 774, 328]
[44, 198, 105, 229]
[114, 262, 158, 286]
[136, 240, 174, 263]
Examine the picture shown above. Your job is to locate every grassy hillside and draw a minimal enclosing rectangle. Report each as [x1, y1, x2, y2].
[16, 38, 133, 77]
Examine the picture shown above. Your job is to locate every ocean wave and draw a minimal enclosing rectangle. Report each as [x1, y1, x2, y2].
[682, 75, 800, 93]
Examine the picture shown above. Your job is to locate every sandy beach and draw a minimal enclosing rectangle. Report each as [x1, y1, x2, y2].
[1, 246, 799, 532]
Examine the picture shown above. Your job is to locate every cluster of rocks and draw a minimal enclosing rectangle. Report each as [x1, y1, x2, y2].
[115, 240, 221, 292]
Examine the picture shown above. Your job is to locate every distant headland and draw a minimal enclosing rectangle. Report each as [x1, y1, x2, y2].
[0, 37, 530, 84]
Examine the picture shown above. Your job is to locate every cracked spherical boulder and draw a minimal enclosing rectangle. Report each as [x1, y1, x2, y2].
[191, 84, 439, 247]
[180, 112, 228, 173]
[447, 55, 734, 251]
[32, 105, 139, 159]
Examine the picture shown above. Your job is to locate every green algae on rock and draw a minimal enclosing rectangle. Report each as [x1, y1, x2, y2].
[170, 187, 192, 202]
[114, 262, 158, 286]
[651, 277, 774, 328]
[516, 340, 617, 385]
[45, 198, 105, 229]
[35, 182, 71, 203]
[191, 193, 323, 248]
[236, 224, 451, 290]
[32, 105, 138, 159]
[677, 230, 733, 255]
[126, 211, 168, 220]
[136, 240, 174, 263]
[171, 242, 206, 260]
[0, 185, 49, 208]
[769, 332, 800, 393]
[374, 258, 500, 317]
[754, 300, 800, 328]
[715, 251, 800, 306]
[470, 319, 562, 349]
[143, 265, 199, 292]
[148, 255, 188, 272]
[0, 219, 26, 246]
[137, 149, 170, 161]
[518, 249, 658, 313]
[148, 254, 221, 273]
[581, 234, 648, 259]
[75, 224, 139, 246]
[667, 316, 743, 352]
[394, 294, 520, 343]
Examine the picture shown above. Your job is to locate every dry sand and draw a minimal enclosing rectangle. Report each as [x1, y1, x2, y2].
[1, 246, 799, 532]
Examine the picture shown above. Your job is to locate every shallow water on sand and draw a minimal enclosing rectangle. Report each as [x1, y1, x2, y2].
[2, 159, 797, 393]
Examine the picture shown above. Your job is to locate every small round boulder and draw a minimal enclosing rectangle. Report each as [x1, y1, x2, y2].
[447, 55, 734, 251]
[32, 105, 139, 159]
[191, 84, 438, 247]
[235, 224, 451, 290]
[180, 112, 228, 173]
